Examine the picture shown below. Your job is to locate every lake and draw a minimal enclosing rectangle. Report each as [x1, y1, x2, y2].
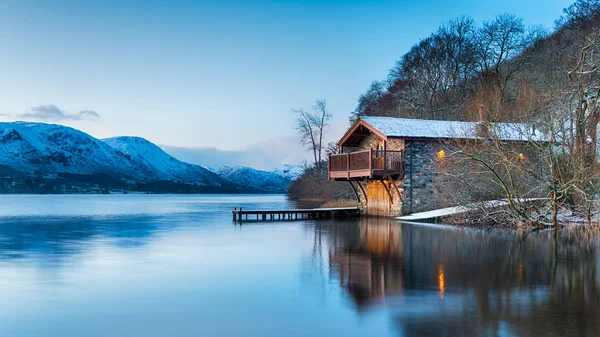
[0, 194, 597, 336]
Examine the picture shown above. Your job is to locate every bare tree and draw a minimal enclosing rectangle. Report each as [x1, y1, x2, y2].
[445, 26, 600, 228]
[565, 31, 600, 161]
[476, 13, 545, 100]
[294, 107, 318, 170]
[351, 81, 388, 121]
[559, 0, 600, 28]
[313, 99, 332, 166]
[294, 99, 332, 170]
[386, 16, 478, 120]
[553, 23, 600, 222]
[325, 141, 339, 156]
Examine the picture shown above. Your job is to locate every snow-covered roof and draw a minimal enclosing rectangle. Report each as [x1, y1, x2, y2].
[359, 116, 544, 142]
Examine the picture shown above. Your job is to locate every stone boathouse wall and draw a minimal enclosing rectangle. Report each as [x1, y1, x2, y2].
[401, 139, 447, 214]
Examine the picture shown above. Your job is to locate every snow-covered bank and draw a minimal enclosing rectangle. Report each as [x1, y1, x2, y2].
[397, 199, 543, 221]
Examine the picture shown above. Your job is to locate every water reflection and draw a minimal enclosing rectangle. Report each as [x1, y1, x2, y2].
[437, 264, 444, 299]
[0, 195, 599, 337]
[316, 218, 600, 336]
[0, 194, 292, 264]
[0, 216, 172, 263]
[328, 219, 404, 308]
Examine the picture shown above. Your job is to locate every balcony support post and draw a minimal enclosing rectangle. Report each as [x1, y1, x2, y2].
[379, 179, 394, 205]
[356, 181, 368, 203]
[347, 181, 360, 203]
[386, 174, 403, 203]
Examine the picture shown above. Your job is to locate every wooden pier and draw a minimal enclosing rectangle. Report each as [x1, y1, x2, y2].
[232, 207, 359, 223]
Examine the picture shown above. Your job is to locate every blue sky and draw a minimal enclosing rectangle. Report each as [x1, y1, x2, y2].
[0, 0, 573, 168]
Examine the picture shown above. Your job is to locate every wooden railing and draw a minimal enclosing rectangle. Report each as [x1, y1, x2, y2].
[379, 150, 403, 172]
[349, 150, 370, 171]
[328, 149, 403, 178]
[329, 153, 349, 172]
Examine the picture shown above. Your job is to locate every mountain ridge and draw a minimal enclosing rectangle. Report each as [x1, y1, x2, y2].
[102, 136, 229, 186]
[0, 121, 151, 180]
[213, 165, 293, 193]
[0, 121, 301, 194]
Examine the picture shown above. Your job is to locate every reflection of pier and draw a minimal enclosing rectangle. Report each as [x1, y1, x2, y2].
[232, 207, 359, 223]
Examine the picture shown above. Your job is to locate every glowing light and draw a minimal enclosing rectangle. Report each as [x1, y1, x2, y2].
[518, 264, 523, 284]
[519, 153, 525, 161]
[438, 264, 445, 299]
[436, 150, 446, 159]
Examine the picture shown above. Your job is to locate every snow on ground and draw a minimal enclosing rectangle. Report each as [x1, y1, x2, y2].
[397, 199, 542, 221]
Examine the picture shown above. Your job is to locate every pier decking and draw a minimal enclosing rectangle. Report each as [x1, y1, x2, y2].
[232, 207, 359, 223]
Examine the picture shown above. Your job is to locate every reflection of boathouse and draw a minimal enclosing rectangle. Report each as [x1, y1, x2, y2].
[329, 219, 404, 307]
[324, 219, 600, 336]
[327, 219, 561, 309]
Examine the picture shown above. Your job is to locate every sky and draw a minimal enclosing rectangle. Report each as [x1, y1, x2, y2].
[0, 0, 573, 169]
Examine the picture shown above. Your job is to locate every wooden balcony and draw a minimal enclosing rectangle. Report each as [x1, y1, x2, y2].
[328, 150, 404, 180]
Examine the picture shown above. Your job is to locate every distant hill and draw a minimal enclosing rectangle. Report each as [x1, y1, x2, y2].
[103, 136, 230, 186]
[0, 122, 237, 193]
[0, 122, 151, 180]
[0, 121, 305, 194]
[271, 164, 305, 181]
[214, 166, 292, 193]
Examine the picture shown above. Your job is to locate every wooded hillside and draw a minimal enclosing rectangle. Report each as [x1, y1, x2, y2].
[352, 1, 600, 125]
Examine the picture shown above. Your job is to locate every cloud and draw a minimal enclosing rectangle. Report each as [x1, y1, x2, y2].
[161, 125, 351, 171]
[19, 104, 100, 121]
[161, 136, 309, 170]
[77, 110, 100, 120]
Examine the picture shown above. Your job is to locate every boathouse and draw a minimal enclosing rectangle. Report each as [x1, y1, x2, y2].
[328, 116, 539, 216]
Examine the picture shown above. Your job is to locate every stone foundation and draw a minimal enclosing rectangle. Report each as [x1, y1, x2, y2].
[354, 180, 403, 217]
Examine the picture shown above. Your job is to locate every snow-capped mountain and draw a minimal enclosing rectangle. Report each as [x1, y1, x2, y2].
[0, 122, 152, 180]
[214, 166, 292, 193]
[103, 136, 229, 186]
[272, 164, 305, 181]
[0, 121, 297, 193]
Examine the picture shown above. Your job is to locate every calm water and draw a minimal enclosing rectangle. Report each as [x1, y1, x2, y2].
[0, 195, 598, 336]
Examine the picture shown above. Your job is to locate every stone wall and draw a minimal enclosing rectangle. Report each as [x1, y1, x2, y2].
[346, 134, 404, 152]
[401, 139, 446, 214]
